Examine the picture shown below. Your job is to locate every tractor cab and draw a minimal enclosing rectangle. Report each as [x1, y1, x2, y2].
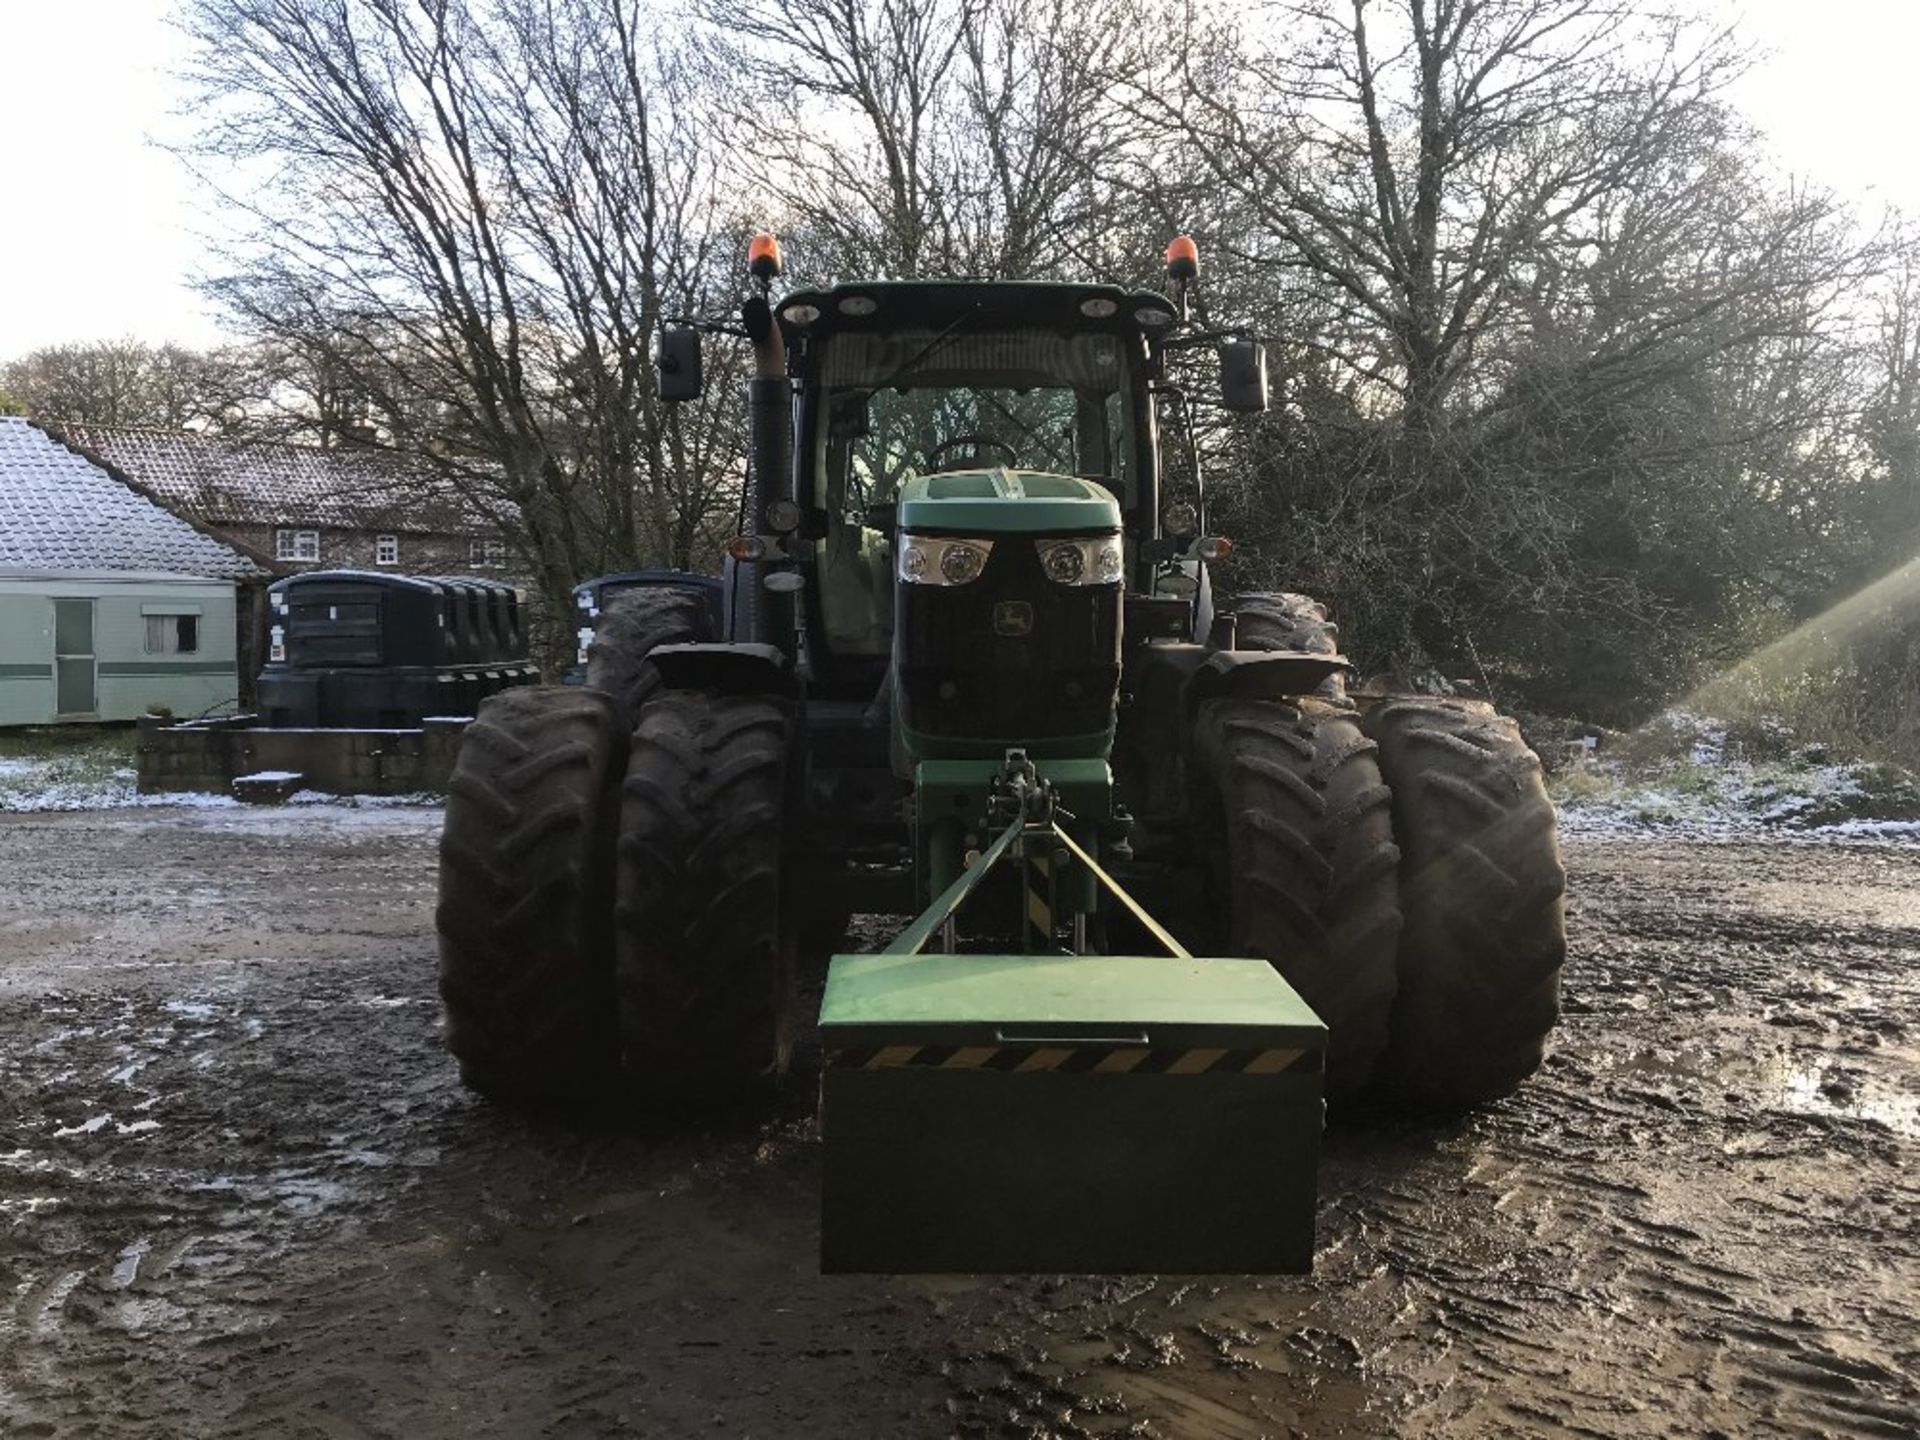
[767, 280, 1182, 695]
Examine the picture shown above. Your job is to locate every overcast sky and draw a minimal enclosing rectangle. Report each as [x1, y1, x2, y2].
[0, 0, 1915, 356]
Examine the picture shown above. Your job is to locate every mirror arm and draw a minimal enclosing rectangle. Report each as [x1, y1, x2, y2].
[661, 315, 750, 339]
[1159, 327, 1261, 353]
[1149, 381, 1208, 539]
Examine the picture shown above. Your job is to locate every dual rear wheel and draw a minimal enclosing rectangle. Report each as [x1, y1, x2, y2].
[1190, 595, 1567, 1108]
[437, 684, 791, 1104]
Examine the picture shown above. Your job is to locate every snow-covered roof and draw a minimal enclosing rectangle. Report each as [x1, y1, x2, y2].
[51, 422, 486, 533]
[0, 419, 261, 580]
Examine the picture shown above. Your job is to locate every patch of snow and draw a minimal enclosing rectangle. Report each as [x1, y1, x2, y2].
[0, 776, 242, 813]
[0, 751, 441, 814]
[1818, 817, 1920, 839]
[52, 1114, 112, 1138]
[1552, 714, 1920, 846]
[285, 789, 440, 808]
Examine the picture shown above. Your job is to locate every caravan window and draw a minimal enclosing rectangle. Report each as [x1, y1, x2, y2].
[144, 614, 200, 655]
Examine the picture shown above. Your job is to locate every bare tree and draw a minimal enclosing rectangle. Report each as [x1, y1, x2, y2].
[179, 0, 750, 609]
[0, 339, 255, 430]
[709, 0, 1149, 280]
[1857, 233, 1920, 553]
[1138, 0, 1756, 437]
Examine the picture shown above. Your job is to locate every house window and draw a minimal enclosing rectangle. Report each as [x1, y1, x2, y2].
[376, 534, 400, 565]
[470, 538, 508, 568]
[276, 528, 321, 562]
[144, 614, 200, 655]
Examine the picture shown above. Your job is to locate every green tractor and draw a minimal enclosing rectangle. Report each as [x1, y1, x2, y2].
[435, 235, 1566, 1272]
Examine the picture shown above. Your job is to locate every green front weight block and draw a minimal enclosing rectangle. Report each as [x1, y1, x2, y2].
[818, 952, 1326, 1274]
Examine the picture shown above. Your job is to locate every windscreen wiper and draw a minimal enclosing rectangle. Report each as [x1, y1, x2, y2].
[870, 305, 980, 393]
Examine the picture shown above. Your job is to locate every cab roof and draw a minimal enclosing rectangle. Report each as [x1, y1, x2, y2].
[776, 281, 1180, 343]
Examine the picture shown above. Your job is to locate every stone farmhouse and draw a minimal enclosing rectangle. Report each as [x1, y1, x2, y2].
[48, 424, 511, 579]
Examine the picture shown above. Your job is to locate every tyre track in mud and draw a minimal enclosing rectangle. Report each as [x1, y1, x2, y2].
[1, 812, 1915, 1437]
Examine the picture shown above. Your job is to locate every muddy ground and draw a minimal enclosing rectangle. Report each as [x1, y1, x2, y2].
[1, 807, 1915, 1439]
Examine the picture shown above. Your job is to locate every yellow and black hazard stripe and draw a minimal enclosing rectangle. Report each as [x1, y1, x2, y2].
[1025, 851, 1055, 943]
[827, 1045, 1321, 1075]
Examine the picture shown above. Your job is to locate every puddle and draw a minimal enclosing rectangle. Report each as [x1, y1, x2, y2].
[1586, 1042, 1919, 1136]
[1768, 1058, 1920, 1137]
[110, 1237, 152, 1289]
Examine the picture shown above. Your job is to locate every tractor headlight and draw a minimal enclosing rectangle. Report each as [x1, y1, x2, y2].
[898, 535, 994, 586]
[1036, 535, 1124, 586]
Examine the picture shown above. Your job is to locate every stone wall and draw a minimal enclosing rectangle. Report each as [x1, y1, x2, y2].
[135, 715, 468, 797]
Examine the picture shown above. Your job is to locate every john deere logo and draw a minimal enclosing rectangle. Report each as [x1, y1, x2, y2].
[993, 601, 1033, 637]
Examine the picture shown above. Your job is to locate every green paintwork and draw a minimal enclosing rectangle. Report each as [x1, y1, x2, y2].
[819, 951, 1326, 1273]
[97, 661, 237, 677]
[0, 582, 239, 726]
[896, 715, 1113, 763]
[897, 468, 1120, 535]
[820, 952, 1325, 1043]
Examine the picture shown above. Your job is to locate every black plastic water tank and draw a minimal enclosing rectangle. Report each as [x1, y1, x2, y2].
[258, 570, 537, 727]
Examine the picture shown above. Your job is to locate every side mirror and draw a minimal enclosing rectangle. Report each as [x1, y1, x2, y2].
[656, 326, 703, 403]
[1218, 339, 1269, 413]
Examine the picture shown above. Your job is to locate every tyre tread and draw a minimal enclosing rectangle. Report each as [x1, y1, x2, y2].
[436, 686, 625, 1101]
[1364, 696, 1568, 1108]
[615, 689, 793, 1098]
[585, 587, 714, 728]
[1195, 697, 1402, 1096]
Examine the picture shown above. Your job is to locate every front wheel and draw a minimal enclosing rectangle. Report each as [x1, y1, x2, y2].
[1225, 591, 1348, 705]
[584, 587, 714, 730]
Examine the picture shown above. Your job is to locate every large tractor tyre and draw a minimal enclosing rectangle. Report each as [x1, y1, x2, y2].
[1225, 591, 1348, 704]
[615, 689, 795, 1101]
[437, 686, 627, 1102]
[1363, 697, 1567, 1110]
[1194, 698, 1403, 1098]
[584, 587, 714, 730]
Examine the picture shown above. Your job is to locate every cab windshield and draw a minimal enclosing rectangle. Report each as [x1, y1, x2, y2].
[806, 328, 1139, 656]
